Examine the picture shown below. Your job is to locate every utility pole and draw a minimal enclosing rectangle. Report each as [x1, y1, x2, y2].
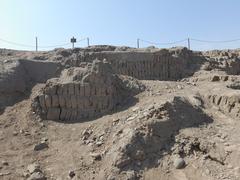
[70, 36, 77, 49]
[87, 37, 90, 47]
[35, 37, 38, 52]
[137, 38, 140, 48]
[188, 38, 191, 50]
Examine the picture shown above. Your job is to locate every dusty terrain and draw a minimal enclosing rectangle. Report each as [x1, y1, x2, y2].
[0, 46, 240, 180]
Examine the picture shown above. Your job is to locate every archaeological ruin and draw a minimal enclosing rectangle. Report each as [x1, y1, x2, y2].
[1, 46, 240, 122]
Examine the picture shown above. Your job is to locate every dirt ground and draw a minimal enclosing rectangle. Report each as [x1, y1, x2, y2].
[0, 67, 240, 180]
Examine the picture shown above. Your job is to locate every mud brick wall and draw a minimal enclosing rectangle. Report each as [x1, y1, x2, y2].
[34, 60, 126, 121]
[227, 60, 240, 75]
[65, 49, 193, 80]
[207, 94, 240, 118]
[37, 82, 118, 121]
[0, 60, 61, 110]
[109, 53, 188, 80]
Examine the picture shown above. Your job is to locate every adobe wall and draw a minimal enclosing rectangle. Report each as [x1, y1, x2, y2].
[206, 93, 240, 118]
[0, 60, 61, 93]
[0, 59, 61, 110]
[33, 60, 132, 121]
[64, 48, 196, 80]
[19, 59, 61, 83]
[37, 81, 118, 121]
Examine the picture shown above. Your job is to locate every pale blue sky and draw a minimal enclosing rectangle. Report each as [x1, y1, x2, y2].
[0, 0, 240, 51]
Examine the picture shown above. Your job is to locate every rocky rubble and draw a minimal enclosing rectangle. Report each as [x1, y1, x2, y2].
[25, 163, 46, 180]
[203, 50, 240, 75]
[99, 97, 215, 179]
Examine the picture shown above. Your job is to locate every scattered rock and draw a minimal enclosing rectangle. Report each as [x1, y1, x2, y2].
[3, 60, 9, 63]
[211, 76, 220, 82]
[68, 170, 76, 178]
[127, 115, 137, 121]
[116, 129, 123, 135]
[124, 170, 137, 180]
[113, 118, 120, 123]
[82, 128, 93, 140]
[34, 142, 48, 151]
[227, 81, 240, 90]
[2, 160, 8, 166]
[27, 163, 41, 174]
[90, 153, 102, 161]
[41, 137, 48, 142]
[12, 131, 18, 136]
[99, 135, 104, 141]
[96, 141, 103, 146]
[173, 157, 185, 169]
[133, 150, 145, 161]
[132, 107, 139, 112]
[27, 172, 46, 180]
[115, 157, 131, 168]
[0, 172, 11, 176]
[107, 175, 116, 180]
[177, 85, 183, 89]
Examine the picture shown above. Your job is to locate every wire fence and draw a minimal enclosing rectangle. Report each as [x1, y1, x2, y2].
[1, 36, 240, 51]
[138, 38, 240, 50]
[0, 37, 89, 51]
[138, 38, 188, 46]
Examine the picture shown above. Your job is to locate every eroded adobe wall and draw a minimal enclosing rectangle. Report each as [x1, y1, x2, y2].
[206, 93, 240, 118]
[63, 48, 197, 80]
[33, 60, 133, 121]
[227, 60, 240, 75]
[19, 59, 61, 83]
[108, 50, 191, 80]
[203, 50, 240, 75]
[0, 60, 61, 94]
[203, 76, 240, 119]
[37, 81, 119, 121]
[0, 59, 61, 111]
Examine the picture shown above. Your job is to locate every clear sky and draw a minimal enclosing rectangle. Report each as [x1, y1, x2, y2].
[0, 0, 240, 51]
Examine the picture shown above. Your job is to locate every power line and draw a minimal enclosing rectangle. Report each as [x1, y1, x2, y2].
[139, 38, 188, 46]
[75, 37, 89, 44]
[38, 37, 89, 49]
[2, 36, 240, 50]
[39, 42, 72, 48]
[0, 38, 35, 47]
[0, 37, 71, 48]
[0, 37, 89, 49]
[191, 38, 240, 43]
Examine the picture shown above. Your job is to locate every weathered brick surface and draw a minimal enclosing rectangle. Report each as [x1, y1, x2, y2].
[33, 60, 130, 121]
[64, 48, 196, 81]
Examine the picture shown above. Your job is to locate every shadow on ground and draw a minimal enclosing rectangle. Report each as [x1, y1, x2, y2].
[0, 92, 30, 115]
[120, 96, 213, 173]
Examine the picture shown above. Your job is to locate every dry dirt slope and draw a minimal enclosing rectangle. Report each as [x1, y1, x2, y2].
[0, 68, 240, 180]
[0, 47, 240, 180]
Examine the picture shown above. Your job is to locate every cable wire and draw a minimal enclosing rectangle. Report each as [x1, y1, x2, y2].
[75, 37, 88, 44]
[191, 38, 240, 43]
[0, 37, 89, 49]
[38, 42, 72, 48]
[139, 38, 188, 46]
[0, 38, 35, 47]
[39, 38, 88, 48]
